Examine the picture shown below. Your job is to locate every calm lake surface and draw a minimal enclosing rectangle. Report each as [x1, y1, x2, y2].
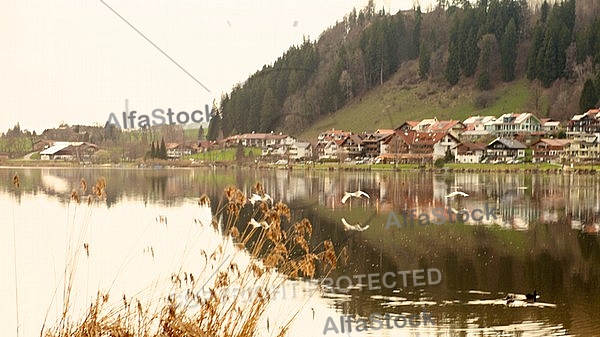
[0, 167, 599, 336]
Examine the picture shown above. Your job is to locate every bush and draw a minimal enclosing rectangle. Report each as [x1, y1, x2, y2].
[434, 158, 445, 168]
[474, 93, 497, 109]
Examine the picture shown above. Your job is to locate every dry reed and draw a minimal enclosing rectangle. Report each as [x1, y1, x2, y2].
[41, 180, 343, 337]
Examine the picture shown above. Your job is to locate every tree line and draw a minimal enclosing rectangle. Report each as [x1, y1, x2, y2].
[207, 0, 600, 140]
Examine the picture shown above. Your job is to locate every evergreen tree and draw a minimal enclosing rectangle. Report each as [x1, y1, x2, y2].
[198, 126, 204, 141]
[445, 28, 460, 86]
[527, 24, 543, 80]
[207, 114, 221, 141]
[500, 19, 518, 82]
[150, 141, 156, 158]
[477, 35, 492, 90]
[540, 0, 549, 24]
[159, 137, 167, 159]
[580, 79, 598, 112]
[260, 88, 279, 131]
[411, 6, 422, 60]
[418, 44, 430, 79]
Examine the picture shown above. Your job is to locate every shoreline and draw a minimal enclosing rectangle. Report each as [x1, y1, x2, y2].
[0, 160, 596, 174]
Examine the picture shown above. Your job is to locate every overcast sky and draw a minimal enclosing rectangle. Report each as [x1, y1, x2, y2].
[1, 0, 435, 133]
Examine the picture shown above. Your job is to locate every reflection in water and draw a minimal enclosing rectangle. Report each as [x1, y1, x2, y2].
[0, 167, 598, 336]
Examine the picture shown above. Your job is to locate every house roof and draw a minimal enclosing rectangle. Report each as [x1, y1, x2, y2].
[488, 137, 527, 149]
[489, 113, 541, 125]
[293, 142, 311, 149]
[543, 121, 561, 127]
[396, 130, 449, 145]
[461, 130, 492, 136]
[457, 142, 487, 151]
[227, 132, 288, 142]
[416, 118, 438, 129]
[40, 142, 80, 155]
[463, 115, 496, 125]
[532, 139, 571, 147]
[428, 120, 464, 132]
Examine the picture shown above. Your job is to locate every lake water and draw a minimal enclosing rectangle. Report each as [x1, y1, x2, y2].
[0, 167, 598, 336]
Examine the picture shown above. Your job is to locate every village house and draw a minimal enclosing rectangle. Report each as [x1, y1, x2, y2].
[322, 139, 342, 159]
[262, 143, 288, 157]
[317, 129, 352, 144]
[484, 113, 543, 136]
[378, 130, 458, 163]
[360, 132, 388, 158]
[288, 142, 313, 161]
[415, 118, 439, 132]
[338, 134, 363, 158]
[567, 134, 599, 163]
[540, 118, 561, 134]
[427, 120, 466, 138]
[39, 142, 98, 161]
[486, 137, 527, 162]
[531, 139, 570, 164]
[455, 142, 487, 163]
[567, 109, 600, 134]
[225, 132, 295, 149]
[461, 115, 496, 140]
[166, 143, 195, 159]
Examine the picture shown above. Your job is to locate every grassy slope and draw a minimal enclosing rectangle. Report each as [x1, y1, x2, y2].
[296, 61, 532, 141]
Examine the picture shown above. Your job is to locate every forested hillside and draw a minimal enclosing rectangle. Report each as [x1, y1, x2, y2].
[207, 0, 600, 140]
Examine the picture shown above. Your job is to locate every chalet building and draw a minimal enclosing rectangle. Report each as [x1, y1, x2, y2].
[455, 142, 487, 163]
[378, 131, 458, 163]
[314, 142, 327, 159]
[486, 138, 527, 162]
[567, 134, 599, 163]
[317, 129, 352, 144]
[484, 113, 543, 136]
[0, 152, 9, 161]
[166, 143, 195, 159]
[394, 119, 464, 138]
[225, 132, 295, 148]
[427, 120, 466, 138]
[262, 144, 288, 157]
[531, 139, 570, 163]
[568, 109, 600, 133]
[289, 142, 313, 161]
[380, 133, 409, 155]
[433, 132, 461, 159]
[322, 140, 342, 159]
[360, 133, 388, 158]
[461, 115, 495, 140]
[463, 115, 496, 129]
[541, 118, 561, 134]
[415, 118, 439, 132]
[338, 134, 363, 158]
[40, 142, 98, 161]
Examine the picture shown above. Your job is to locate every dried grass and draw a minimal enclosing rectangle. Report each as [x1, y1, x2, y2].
[41, 180, 342, 337]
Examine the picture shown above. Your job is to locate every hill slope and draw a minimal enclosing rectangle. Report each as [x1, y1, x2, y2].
[296, 62, 531, 140]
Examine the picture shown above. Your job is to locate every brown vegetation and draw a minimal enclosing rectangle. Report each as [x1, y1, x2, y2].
[40, 179, 341, 337]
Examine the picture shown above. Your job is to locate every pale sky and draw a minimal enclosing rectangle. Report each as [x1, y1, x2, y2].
[0, 0, 435, 133]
